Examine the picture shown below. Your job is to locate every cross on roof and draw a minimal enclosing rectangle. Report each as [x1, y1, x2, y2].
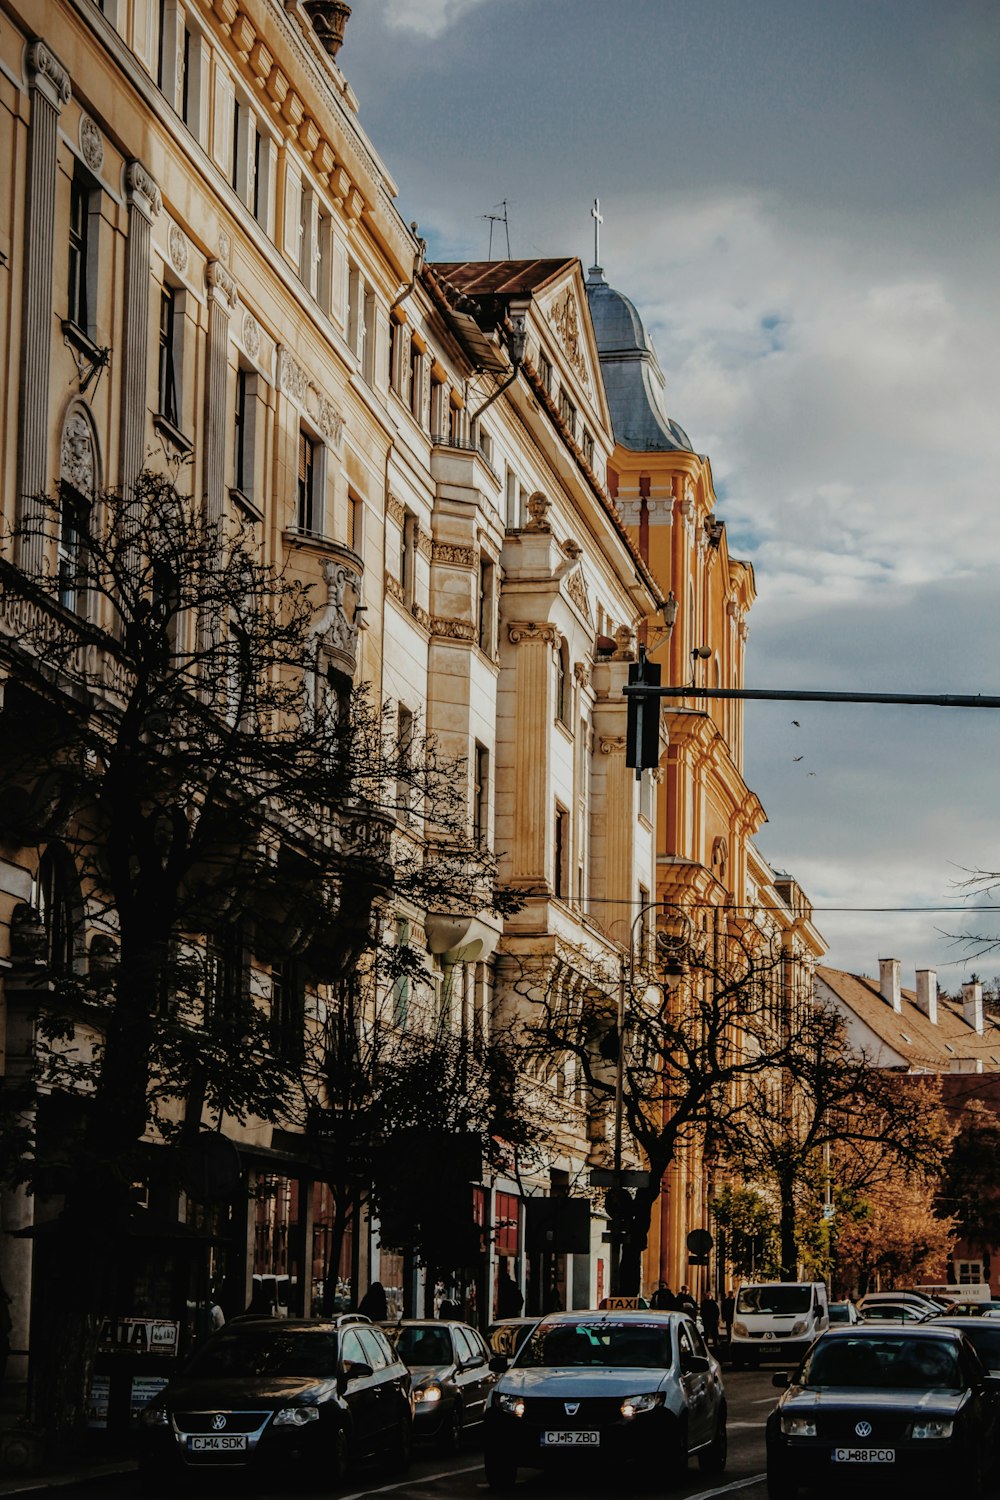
[591, 197, 604, 269]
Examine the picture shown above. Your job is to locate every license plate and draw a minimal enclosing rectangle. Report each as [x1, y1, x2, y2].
[833, 1448, 894, 1463]
[188, 1434, 248, 1452]
[541, 1430, 600, 1447]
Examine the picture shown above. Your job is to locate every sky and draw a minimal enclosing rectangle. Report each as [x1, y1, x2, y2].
[339, 0, 1000, 985]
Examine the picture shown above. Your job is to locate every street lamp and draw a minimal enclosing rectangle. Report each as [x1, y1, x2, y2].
[605, 899, 689, 1297]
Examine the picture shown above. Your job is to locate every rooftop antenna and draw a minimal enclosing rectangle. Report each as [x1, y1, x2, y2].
[482, 199, 511, 260]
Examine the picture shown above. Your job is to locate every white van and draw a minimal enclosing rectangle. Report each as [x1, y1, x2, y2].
[730, 1281, 828, 1367]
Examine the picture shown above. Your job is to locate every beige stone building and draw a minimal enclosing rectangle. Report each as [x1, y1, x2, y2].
[0, 0, 669, 1407]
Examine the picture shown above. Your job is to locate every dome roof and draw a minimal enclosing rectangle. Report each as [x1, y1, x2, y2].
[585, 267, 693, 454]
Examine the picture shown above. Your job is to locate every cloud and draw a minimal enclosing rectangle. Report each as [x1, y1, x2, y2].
[374, 0, 494, 38]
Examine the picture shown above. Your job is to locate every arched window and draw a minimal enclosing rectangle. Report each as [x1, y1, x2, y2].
[32, 845, 79, 975]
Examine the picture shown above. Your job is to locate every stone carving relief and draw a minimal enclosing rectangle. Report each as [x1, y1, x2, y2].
[386, 494, 405, 527]
[599, 735, 627, 755]
[430, 617, 476, 642]
[168, 222, 189, 277]
[277, 347, 344, 450]
[573, 661, 592, 690]
[416, 532, 433, 561]
[384, 571, 404, 603]
[26, 39, 71, 107]
[508, 622, 559, 646]
[612, 623, 636, 660]
[564, 565, 592, 626]
[79, 116, 104, 173]
[241, 310, 261, 361]
[124, 159, 162, 218]
[550, 288, 589, 386]
[311, 558, 360, 655]
[207, 258, 238, 309]
[219, 228, 232, 262]
[431, 542, 477, 569]
[60, 406, 97, 496]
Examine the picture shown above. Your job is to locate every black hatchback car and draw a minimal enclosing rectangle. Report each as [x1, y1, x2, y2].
[766, 1324, 999, 1499]
[483, 1310, 726, 1490]
[385, 1320, 495, 1451]
[138, 1315, 412, 1486]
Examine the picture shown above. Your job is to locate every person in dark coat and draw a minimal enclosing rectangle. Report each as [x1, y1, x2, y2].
[438, 1297, 461, 1320]
[676, 1284, 698, 1317]
[700, 1293, 721, 1347]
[650, 1282, 677, 1310]
[496, 1262, 524, 1318]
[358, 1281, 388, 1321]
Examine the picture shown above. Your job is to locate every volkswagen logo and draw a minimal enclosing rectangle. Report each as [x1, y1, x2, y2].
[564, 1402, 580, 1416]
[855, 1420, 873, 1438]
[211, 1414, 228, 1432]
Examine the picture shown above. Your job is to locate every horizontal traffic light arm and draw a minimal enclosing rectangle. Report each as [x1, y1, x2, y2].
[623, 686, 1000, 709]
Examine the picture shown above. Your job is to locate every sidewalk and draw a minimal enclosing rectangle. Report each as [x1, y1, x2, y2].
[0, 1389, 136, 1496]
[0, 1455, 135, 1496]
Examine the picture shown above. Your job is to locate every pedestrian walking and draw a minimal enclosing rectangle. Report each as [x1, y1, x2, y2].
[676, 1283, 698, 1317]
[700, 1292, 720, 1347]
[496, 1261, 524, 1317]
[358, 1280, 388, 1321]
[650, 1282, 677, 1310]
[722, 1287, 736, 1345]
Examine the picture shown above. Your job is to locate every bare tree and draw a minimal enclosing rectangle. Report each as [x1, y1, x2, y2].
[508, 908, 819, 1295]
[0, 473, 511, 1434]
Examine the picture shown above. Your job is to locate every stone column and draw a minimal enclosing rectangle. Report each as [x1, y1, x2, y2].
[16, 39, 71, 575]
[507, 622, 556, 887]
[119, 161, 162, 500]
[204, 260, 238, 525]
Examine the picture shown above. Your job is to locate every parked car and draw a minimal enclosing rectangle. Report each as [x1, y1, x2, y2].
[765, 1325, 1000, 1499]
[857, 1301, 933, 1324]
[137, 1315, 412, 1486]
[935, 1316, 1000, 1376]
[857, 1290, 942, 1315]
[487, 1316, 539, 1360]
[945, 1301, 1000, 1319]
[828, 1302, 860, 1325]
[730, 1282, 829, 1368]
[482, 1310, 726, 1490]
[384, 1319, 494, 1451]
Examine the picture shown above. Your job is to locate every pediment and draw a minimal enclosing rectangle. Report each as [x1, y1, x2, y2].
[533, 264, 612, 434]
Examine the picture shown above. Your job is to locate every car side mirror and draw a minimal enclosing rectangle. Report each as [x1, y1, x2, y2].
[341, 1360, 373, 1384]
[489, 1354, 509, 1374]
[681, 1353, 710, 1374]
[773, 1371, 791, 1388]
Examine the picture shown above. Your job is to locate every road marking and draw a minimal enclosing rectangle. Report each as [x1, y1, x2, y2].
[697, 1477, 767, 1499]
[726, 1420, 760, 1427]
[339, 1461, 483, 1500]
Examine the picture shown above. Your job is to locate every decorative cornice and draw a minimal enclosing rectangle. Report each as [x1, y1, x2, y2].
[430, 617, 476, 642]
[124, 159, 162, 220]
[207, 258, 239, 310]
[508, 622, 559, 646]
[411, 603, 431, 631]
[431, 542, 477, 569]
[573, 661, 592, 690]
[25, 39, 71, 109]
[416, 532, 433, 561]
[384, 571, 404, 603]
[277, 346, 344, 448]
[386, 495, 405, 527]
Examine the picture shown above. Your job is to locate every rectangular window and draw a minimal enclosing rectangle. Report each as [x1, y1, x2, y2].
[638, 884, 651, 965]
[401, 511, 418, 608]
[473, 743, 489, 847]
[558, 387, 577, 439]
[478, 559, 494, 654]
[297, 429, 319, 535]
[270, 959, 304, 1061]
[392, 918, 411, 1028]
[362, 288, 376, 386]
[57, 488, 88, 613]
[347, 490, 362, 553]
[158, 285, 179, 427]
[448, 399, 462, 447]
[505, 467, 518, 529]
[396, 705, 414, 823]
[67, 170, 90, 332]
[234, 368, 257, 500]
[477, 426, 493, 466]
[582, 428, 595, 467]
[205, 924, 245, 1031]
[348, 264, 364, 360]
[409, 344, 422, 419]
[537, 350, 552, 393]
[554, 805, 569, 900]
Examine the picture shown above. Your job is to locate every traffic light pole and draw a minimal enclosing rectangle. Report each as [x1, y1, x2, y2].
[623, 686, 1000, 709]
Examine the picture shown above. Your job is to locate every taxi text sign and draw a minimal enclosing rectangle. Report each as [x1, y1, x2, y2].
[604, 1296, 641, 1310]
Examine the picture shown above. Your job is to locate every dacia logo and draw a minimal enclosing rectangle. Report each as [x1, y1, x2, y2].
[211, 1413, 227, 1431]
[564, 1402, 580, 1416]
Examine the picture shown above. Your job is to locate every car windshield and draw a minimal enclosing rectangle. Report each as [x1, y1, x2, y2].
[184, 1329, 341, 1380]
[737, 1286, 811, 1315]
[394, 1327, 453, 1366]
[517, 1321, 672, 1369]
[803, 1335, 962, 1390]
[949, 1326, 1000, 1372]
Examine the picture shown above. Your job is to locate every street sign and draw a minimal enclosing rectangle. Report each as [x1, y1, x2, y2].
[589, 1168, 651, 1189]
[821, 1203, 835, 1220]
[686, 1227, 713, 1255]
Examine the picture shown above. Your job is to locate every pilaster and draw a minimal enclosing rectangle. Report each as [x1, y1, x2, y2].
[16, 39, 71, 574]
[204, 260, 239, 524]
[507, 622, 557, 886]
[120, 160, 162, 498]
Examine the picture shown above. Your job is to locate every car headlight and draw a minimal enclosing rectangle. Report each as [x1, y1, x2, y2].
[780, 1414, 817, 1437]
[733, 1321, 748, 1337]
[415, 1384, 442, 1405]
[911, 1418, 953, 1440]
[791, 1320, 807, 1336]
[273, 1406, 320, 1427]
[494, 1392, 526, 1418]
[621, 1392, 664, 1419]
[140, 1405, 170, 1428]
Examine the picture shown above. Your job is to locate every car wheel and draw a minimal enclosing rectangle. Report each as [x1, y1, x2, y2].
[386, 1412, 412, 1475]
[484, 1447, 517, 1489]
[698, 1409, 727, 1475]
[766, 1463, 798, 1500]
[438, 1401, 463, 1455]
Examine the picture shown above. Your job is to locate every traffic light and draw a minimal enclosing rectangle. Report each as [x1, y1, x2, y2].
[625, 651, 661, 775]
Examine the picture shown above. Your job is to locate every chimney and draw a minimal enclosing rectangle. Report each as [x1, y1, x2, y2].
[915, 969, 938, 1025]
[879, 957, 902, 1013]
[962, 979, 984, 1035]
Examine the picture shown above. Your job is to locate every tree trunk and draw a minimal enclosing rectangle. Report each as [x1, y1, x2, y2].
[778, 1172, 798, 1280]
